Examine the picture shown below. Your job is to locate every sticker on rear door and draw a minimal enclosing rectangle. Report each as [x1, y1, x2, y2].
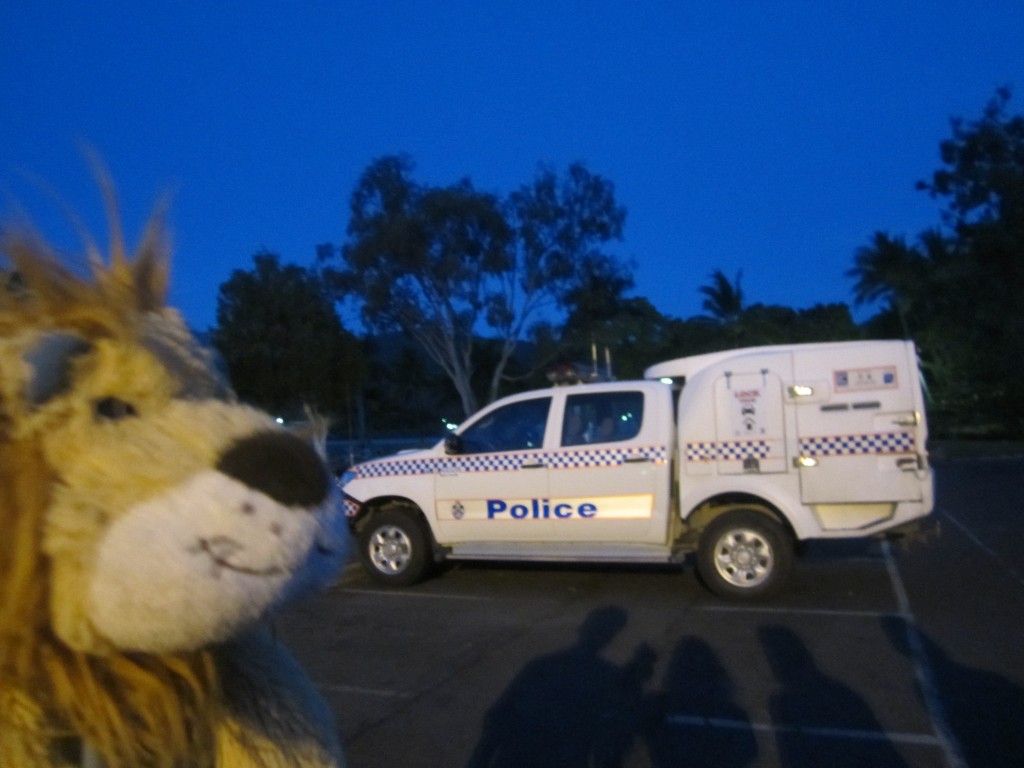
[834, 366, 898, 393]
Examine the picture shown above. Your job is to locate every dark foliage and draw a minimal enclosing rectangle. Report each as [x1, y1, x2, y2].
[212, 252, 364, 423]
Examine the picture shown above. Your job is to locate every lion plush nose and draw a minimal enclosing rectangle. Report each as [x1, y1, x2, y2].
[216, 431, 330, 507]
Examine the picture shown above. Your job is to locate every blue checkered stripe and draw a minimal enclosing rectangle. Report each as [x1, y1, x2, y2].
[343, 498, 362, 518]
[544, 445, 668, 469]
[356, 456, 442, 478]
[801, 431, 915, 457]
[686, 440, 773, 462]
[354, 445, 668, 479]
[447, 454, 528, 472]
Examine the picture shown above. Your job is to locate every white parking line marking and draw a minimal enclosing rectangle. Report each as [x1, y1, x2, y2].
[882, 540, 966, 768]
[667, 714, 943, 747]
[942, 510, 1024, 588]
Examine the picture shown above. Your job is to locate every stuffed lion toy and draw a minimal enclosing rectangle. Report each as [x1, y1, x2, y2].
[0, 193, 347, 767]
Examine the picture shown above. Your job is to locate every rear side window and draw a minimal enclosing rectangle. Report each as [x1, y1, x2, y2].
[562, 391, 644, 446]
[459, 397, 551, 453]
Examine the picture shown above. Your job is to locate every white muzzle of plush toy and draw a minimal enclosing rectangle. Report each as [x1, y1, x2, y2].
[87, 430, 347, 653]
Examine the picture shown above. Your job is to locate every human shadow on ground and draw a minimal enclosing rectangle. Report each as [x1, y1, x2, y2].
[642, 636, 758, 767]
[882, 614, 1024, 767]
[465, 605, 654, 768]
[759, 624, 909, 767]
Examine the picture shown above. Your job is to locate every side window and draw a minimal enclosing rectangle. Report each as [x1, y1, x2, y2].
[459, 397, 551, 454]
[562, 391, 645, 446]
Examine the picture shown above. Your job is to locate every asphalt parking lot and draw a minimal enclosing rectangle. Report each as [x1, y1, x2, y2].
[279, 456, 1024, 768]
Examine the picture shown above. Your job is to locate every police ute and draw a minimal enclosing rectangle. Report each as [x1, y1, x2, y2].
[340, 340, 933, 599]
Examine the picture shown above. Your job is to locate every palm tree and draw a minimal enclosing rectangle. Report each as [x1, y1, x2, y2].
[699, 269, 745, 347]
[700, 269, 744, 324]
[846, 233, 927, 338]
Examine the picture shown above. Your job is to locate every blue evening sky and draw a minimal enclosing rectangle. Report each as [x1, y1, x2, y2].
[2, 1, 1022, 332]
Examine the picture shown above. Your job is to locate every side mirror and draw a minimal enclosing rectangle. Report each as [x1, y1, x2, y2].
[444, 433, 462, 455]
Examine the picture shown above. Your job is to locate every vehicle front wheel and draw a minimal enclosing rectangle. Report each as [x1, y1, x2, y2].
[358, 508, 431, 586]
[696, 510, 794, 600]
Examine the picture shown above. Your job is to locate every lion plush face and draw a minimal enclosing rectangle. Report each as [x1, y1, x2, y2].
[1, 225, 346, 659]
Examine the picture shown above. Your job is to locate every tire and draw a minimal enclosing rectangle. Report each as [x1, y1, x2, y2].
[358, 507, 431, 587]
[696, 509, 794, 600]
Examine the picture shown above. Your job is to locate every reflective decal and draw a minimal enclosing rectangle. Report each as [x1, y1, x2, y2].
[350, 446, 668, 480]
[343, 498, 362, 518]
[687, 439, 776, 462]
[435, 494, 654, 521]
[686, 432, 915, 463]
[800, 431, 915, 457]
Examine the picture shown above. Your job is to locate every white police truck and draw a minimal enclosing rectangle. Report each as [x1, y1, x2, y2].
[340, 340, 933, 599]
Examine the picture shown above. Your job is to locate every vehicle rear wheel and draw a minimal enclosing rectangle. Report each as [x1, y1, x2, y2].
[697, 509, 793, 600]
[359, 507, 431, 586]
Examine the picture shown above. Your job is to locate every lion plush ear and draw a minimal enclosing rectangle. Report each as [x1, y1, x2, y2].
[1, 169, 170, 334]
[87, 162, 170, 315]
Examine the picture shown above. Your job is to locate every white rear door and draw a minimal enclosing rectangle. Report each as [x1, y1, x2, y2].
[790, 342, 926, 504]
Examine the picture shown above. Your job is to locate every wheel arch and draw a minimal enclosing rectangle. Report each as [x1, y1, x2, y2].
[683, 492, 796, 542]
[352, 496, 433, 540]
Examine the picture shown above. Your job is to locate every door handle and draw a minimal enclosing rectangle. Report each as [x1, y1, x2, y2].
[896, 456, 921, 470]
[520, 462, 546, 469]
[893, 413, 920, 427]
[624, 457, 651, 464]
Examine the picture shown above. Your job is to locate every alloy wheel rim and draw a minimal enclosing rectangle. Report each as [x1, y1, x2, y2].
[713, 529, 773, 587]
[370, 525, 412, 573]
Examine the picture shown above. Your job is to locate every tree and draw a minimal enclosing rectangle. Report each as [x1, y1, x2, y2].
[921, 89, 1024, 434]
[847, 232, 932, 338]
[560, 296, 672, 380]
[698, 269, 745, 346]
[322, 156, 512, 417]
[699, 269, 744, 323]
[849, 89, 1024, 435]
[740, 303, 861, 346]
[212, 252, 363, 422]
[322, 156, 629, 416]
[921, 87, 1024, 237]
[506, 163, 632, 387]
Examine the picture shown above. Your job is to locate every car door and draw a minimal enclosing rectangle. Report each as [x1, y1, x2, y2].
[546, 386, 671, 544]
[433, 395, 553, 543]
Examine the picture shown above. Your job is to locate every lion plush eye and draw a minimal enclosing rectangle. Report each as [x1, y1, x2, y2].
[94, 396, 138, 421]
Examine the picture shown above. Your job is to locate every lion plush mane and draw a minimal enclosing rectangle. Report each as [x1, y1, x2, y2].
[0, 195, 346, 767]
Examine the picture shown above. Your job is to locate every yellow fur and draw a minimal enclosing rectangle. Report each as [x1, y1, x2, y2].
[0, 202, 342, 767]
[0, 417, 220, 767]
